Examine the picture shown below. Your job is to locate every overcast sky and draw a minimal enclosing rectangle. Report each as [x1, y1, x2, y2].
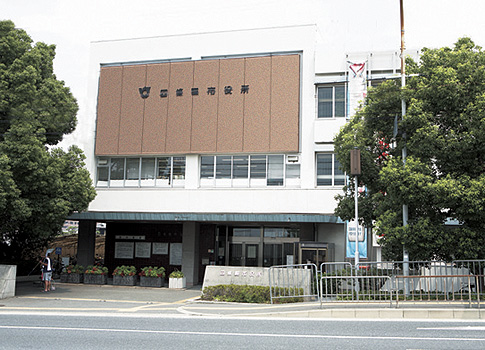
[3, 0, 485, 147]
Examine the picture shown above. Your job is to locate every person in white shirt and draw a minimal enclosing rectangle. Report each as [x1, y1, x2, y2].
[40, 253, 52, 292]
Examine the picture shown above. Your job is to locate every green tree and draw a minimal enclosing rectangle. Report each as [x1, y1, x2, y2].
[0, 20, 96, 261]
[334, 37, 485, 261]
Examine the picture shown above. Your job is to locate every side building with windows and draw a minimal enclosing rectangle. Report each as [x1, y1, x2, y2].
[70, 25, 412, 286]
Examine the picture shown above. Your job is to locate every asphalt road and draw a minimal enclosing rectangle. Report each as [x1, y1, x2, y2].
[1, 313, 485, 350]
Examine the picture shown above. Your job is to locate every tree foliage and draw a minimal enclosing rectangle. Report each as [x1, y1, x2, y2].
[0, 20, 96, 261]
[334, 37, 485, 261]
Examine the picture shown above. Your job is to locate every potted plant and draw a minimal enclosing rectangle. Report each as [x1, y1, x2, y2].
[60, 264, 84, 283]
[112, 265, 137, 286]
[168, 269, 186, 289]
[83, 265, 108, 284]
[139, 266, 166, 288]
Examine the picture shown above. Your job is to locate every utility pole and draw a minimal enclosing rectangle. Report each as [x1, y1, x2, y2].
[400, 0, 410, 294]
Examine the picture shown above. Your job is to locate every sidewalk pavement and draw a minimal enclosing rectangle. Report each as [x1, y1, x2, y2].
[1, 277, 483, 320]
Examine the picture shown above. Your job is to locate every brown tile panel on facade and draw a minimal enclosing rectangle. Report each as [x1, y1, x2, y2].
[270, 54, 300, 152]
[119, 64, 147, 154]
[166, 61, 194, 153]
[95, 66, 123, 155]
[94, 54, 301, 156]
[216, 58, 245, 153]
[191, 60, 219, 153]
[143, 63, 171, 154]
[243, 56, 271, 153]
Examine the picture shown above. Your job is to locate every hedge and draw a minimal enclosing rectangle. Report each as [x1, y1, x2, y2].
[201, 284, 304, 304]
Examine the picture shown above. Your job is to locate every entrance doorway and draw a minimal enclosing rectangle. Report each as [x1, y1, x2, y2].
[299, 242, 334, 268]
[229, 242, 259, 266]
[218, 226, 300, 267]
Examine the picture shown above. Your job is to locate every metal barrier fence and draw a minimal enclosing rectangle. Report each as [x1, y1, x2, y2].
[320, 262, 394, 306]
[270, 260, 484, 308]
[268, 264, 319, 304]
[320, 260, 484, 308]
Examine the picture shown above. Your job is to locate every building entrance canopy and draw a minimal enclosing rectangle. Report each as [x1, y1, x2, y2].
[68, 211, 343, 224]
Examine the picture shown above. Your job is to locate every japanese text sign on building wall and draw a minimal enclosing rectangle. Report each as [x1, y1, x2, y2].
[139, 84, 249, 99]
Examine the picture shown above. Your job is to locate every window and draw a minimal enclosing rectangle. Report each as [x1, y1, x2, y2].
[110, 158, 125, 187]
[200, 156, 214, 179]
[96, 158, 109, 187]
[125, 158, 140, 186]
[216, 156, 232, 179]
[267, 155, 284, 186]
[233, 155, 248, 178]
[317, 85, 346, 118]
[264, 227, 300, 238]
[199, 154, 300, 188]
[141, 158, 156, 186]
[157, 156, 185, 187]
[95, 156, 186, 188]
[250, 155, 266, 178]
[172, 157, 186, 181]
[316, 153, 345, 186]
[233, 228, 261, 238]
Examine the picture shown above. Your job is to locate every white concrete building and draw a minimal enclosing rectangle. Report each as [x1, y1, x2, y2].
[70, 20, 419, 286]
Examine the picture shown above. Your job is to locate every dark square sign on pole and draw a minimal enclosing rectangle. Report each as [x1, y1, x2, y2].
[350, 148, 361, 176]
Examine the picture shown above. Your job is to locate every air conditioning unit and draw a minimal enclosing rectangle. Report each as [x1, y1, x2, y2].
[286, 155, 300, 164]
[97, 159, 108, 166]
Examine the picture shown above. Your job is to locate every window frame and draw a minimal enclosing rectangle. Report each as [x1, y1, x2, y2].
[317, 84, 347, 119]
[316, 153, 346, 187]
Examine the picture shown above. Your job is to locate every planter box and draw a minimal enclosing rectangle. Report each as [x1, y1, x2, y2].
[83, 274, 107, 285]
[61, 273, 83, 284]
[169, 277, 186, 289]
[113, 275, 137, 286]
[140, 276, 164, 288]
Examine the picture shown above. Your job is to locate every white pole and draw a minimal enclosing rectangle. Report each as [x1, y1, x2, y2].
[400, 0, 410, 295]
[354, 175, 359, 267]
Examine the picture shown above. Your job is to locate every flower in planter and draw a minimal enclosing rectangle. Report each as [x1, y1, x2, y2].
[63, 264, 84, 274]
[169, 269, 184, 278]
[112, 265, 137, 277]
[139, 266, 165, 278]
[84, 265, 108, 275]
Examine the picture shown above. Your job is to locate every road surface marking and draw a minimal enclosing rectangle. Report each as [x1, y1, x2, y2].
[1, 325, 485, 342]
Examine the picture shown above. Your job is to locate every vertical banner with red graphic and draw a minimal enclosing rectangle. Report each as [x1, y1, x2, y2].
[347, 61, 367, 117]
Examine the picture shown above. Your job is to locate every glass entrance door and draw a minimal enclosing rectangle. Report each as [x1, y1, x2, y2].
[229, 242, 259, 267]
[245, 244, 259, 266]
[229, 243, 243, 266]
[224, 226, 300, 267]
[300, 248, 327, 266]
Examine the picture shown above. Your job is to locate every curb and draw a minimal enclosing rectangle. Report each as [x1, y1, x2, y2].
[243, 308, 484, 320]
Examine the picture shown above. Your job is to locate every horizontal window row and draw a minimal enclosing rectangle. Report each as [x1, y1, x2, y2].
[232, 227, 300, 238]
[97, 156, 186, 188]
[200, 155, 300, 188]
[95, 153, 345, 188]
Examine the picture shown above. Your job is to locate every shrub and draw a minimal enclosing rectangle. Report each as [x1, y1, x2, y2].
[169, 269, 184, 278]
[63, 264, 84, 274]
[139, 266, 165, 278]
[201, 284, 304, 304]
[84, 265, 108, 275]
[112, 265, 137, 276]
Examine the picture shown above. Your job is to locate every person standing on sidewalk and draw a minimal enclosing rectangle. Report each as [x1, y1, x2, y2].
[40, 253, 53, 292]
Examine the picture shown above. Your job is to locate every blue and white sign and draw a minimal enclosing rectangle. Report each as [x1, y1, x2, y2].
[346, 221, 367, 259]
